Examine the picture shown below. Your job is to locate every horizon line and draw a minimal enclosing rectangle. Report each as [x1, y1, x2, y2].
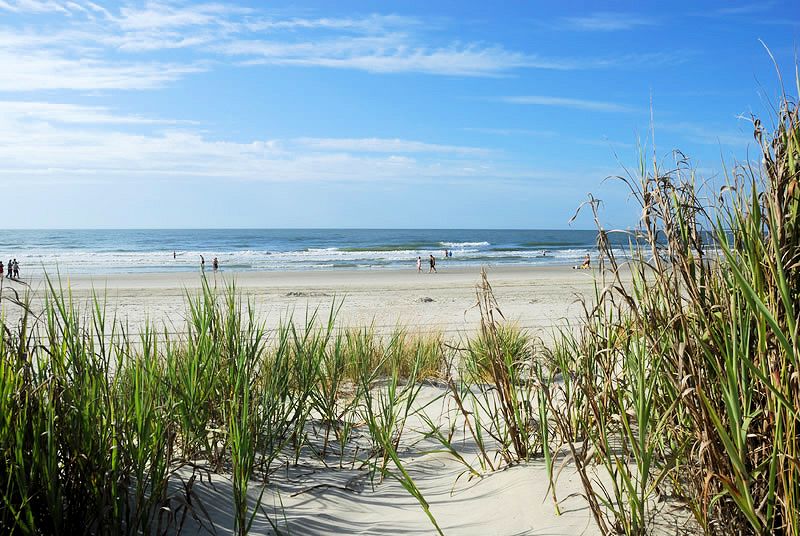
[1, 226, 602, 232]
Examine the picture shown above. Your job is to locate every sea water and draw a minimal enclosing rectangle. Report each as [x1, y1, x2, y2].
[0, 229, 629, 275]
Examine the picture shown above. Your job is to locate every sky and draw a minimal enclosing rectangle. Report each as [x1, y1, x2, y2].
[1, 0, 798, 229]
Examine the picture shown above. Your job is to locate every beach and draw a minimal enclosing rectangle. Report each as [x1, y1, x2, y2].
[3, 265, 598, 339]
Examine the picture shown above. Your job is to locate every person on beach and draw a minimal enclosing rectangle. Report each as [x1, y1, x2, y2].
[213, 257, 219, 272]
[573, 253, 590, 270]
[0, 260, 4, 280]
[200, 255, 205, 271]
[13, 259, 19, 279]
[416, 256, 421, 273]
[7, 259, 12, 280]
[429, 254, 437, 273]
[173, 251, 176, 260]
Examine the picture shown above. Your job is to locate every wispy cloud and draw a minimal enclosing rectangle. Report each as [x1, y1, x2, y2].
[462, 127, 558, 137]
[226, 40, 553, 76]
[562, 12, 655, 31]
[690, 1, 783, 21]
[715, 2, 776, 15]
[0, 100, 194, 124]
[114, 2, 251, 31]
[293, 137, 490, 155]
[0, 101, 519, 183]
[494, 95, 635, 113]
[0, 0, 72, 14]
[659, 121, 752, 147]
[0, 1, 684, 91]
[0, 49, 202, 91]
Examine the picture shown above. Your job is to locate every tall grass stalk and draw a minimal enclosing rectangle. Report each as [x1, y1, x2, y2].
[543, 72, 800, 534]
[1, 274, 450, 535]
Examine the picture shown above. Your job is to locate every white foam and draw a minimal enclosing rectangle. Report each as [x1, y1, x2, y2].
[439, 241, 490, 248]
[4, 245, 630, 274]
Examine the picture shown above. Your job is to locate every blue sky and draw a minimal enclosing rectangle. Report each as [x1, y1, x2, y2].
[1, 0, 798, 229]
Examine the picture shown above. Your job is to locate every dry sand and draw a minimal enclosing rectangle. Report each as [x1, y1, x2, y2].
[0, 265, 604, 535]
[2, 265, 598, 341]
[186, 383, 601, 536]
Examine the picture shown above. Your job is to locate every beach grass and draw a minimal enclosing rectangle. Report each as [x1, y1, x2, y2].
[538, 76, 800, 534]
[0, 276, 453, 535]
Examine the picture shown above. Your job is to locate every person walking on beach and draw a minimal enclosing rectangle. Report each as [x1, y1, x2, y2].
[429, 254, 437, 273]
[200, 255, 205, 271]
[7, 259, 12, 280]
[0, 260, 4, 280]
[13, 259, 19, 279]
[416, 256, 421, 273]
[212, 257, 219, 272]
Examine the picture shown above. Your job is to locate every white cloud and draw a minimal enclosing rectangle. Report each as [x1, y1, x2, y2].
[0, 49, 202, 91]
[114, 2, 249, 30]
[462, 127, 558, 137]
[0, 0, 71, 14]
[0, 102, 520, 183]
[0, 1, 680, 92]
[0, 100, 194, 124]
[658, 121, 752, 147]
[222, 34, 579, 75]
[495, 95, 635, 112]
[293, 137, 490, 155]
[715, 2, 776, 15]
[563, 12, 655, 31]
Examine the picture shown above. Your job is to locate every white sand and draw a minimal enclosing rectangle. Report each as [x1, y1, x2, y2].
[1, 265, 598, 341]
[185, 384, 601, 536]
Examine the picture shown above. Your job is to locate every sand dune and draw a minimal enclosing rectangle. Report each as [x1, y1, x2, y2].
[0, 265, 603, 535]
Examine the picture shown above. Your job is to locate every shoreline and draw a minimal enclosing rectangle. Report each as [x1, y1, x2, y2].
[11, 264, 595, 288]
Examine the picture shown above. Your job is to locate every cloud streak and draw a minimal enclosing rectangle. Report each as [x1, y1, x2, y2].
[658, 121, 752, 147]
[0, 100, 195, 124]
[562, 12, 655, 31]
[0, 100, 519, 184]
[494, 95, 635, 112]
[293, 137, 490, 155]
[0, 49, 202, 91]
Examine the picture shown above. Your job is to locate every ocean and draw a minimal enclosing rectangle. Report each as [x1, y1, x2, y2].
[0, 229, 627, 275]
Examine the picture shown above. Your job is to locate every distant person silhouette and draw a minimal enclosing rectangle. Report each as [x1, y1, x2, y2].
[429, 255, 437, 273]
[213, 257, 219, 272]
[416, 256, 421, 273]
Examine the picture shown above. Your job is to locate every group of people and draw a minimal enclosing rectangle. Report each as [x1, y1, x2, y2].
[0, 258, 20, 280]
[416, 254, 439, 273]
[199, 255, 220, 272]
